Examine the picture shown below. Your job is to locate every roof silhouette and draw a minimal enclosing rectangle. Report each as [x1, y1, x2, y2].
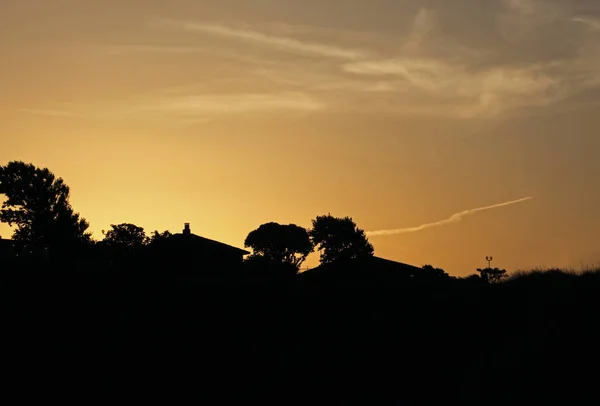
[299, 256, 422, 286]
[170, 224, 250, 255]
[305, 256, 421, 274]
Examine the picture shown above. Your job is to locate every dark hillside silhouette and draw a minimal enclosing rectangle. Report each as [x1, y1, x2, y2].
[2, 161, 600, 403]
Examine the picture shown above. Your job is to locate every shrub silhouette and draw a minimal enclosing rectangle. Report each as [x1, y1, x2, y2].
[420, 264, 452, 280]
[477, 267, 508, 284]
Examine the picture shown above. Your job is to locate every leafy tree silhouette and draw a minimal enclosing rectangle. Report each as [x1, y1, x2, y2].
[420, 264, 451, 280]
[100, 223, 148, 269]
[477, 267, 508, 284]
[462, 274, 482, 283]
[309, 214, 374, 265]
[0, 161, 91, 251]
[102, 223, 148, 248]
[244, 222, 313, 272]
[148, 230, 173, 245]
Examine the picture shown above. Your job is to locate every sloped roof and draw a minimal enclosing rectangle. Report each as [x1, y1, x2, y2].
[299, 255, 421, 284]
[368, 256, 422, 273]
[169, 233, 250, 256]
[305, 256, 420, 273]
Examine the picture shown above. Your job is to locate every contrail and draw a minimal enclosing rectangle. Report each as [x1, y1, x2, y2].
[366, 196, 534, 236]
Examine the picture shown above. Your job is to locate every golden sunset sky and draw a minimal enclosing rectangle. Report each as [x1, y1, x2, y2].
[2, 0, 599, 275]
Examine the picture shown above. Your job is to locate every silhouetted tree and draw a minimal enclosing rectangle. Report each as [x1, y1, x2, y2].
[309, 214, 374, 265]
[477, 267, 508, 284]
[102, 223, 148, 248]
[98, 223, 149, 269]
[420, 264, 451, 280]
[136, 229, 174, 271]
[148, 230, 172, 245]
[0, 161, 91, 250]
[244, 222, 313, 271]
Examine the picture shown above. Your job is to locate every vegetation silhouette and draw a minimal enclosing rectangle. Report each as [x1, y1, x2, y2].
[310, 214, 374, 264]
[1, 161, 600, 403]
[102, 223, 149, 247]
[0, 161, 91, 262]
[477, 266, 508, 283]
[244, 222, 313, 272]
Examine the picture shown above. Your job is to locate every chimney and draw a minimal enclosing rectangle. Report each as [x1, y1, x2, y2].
[183, 223, 191, 236]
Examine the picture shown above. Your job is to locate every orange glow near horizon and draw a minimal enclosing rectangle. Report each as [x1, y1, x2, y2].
[2, 0, 600, 275]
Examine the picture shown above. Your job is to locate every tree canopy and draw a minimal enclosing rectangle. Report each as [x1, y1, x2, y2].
[309, 214, 374, 265]
[0, 161, 91, 248]
[102, 223, 148, 248]
[148, 230, 173, 245]
[477, 267, 508, 284]
[244, 222, 313, 271]
[421, 265, 451, 279]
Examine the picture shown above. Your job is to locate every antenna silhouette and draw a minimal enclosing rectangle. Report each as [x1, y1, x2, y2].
[486, 256, 493, 269]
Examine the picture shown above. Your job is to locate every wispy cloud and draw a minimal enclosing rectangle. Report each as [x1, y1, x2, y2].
[172, 21, 366, 60]
[343, 59, 562, 118]
[71, 3, 600, 120]
[367, 197, 534, 236]
[103, 45, 214, 54]
[503, 0, 536, 14]
[129, 92, 323, 115]
[573, 16, 600, 31]
[403, 8, 438, 52]
[100, 44, 280, 67]
[18, 109, 85, 118]
[343, 58, 456, 86]
[31, 92, 322, 125]
[153, 8, 591, 119]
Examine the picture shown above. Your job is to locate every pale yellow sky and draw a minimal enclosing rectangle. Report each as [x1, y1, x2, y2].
[1, 0, 600, 275]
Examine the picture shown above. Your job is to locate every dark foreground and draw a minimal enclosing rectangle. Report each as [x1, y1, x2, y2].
[2, 267, 600, 404]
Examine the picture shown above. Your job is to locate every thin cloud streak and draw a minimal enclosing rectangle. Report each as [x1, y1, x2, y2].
[503, 0, 536, 14]
[102, 45, 220, 54]
[573, 17, 600, 31]
[132, 92, 323, 115]
[403, 8, 438, 52]
[30, 93, 323, 123]
[18, 109, 85, 118]
[175, 22, 366, 60]
[367, 197, 534, 236]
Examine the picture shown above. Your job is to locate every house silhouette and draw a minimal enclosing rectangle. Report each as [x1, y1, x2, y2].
[299, 256, 422, 287]
[150, 223, 250, 272]
[0, 237, 49, 265]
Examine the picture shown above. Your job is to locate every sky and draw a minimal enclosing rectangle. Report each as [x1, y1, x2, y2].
[1, 0, 600, 275]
